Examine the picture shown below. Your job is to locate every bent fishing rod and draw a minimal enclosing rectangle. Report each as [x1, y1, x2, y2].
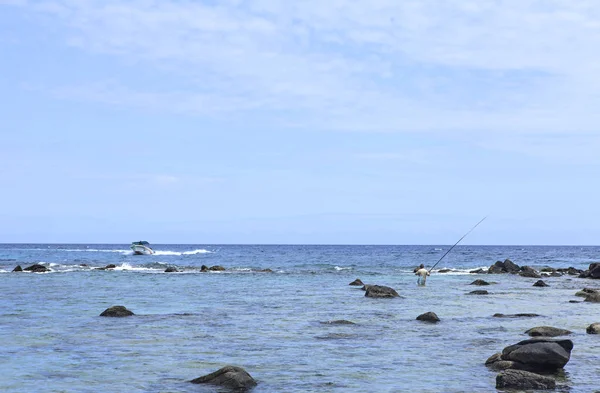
[428, 216, 487, 273]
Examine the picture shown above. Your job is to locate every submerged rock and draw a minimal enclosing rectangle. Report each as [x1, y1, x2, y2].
[96, 264, 117, 270]
[321, 320, 356, 325]
[525, 326, 572, 337]
[575, 288, 599, 297]
[493, 313, 541, 318]
[209, 265, 225, 271]
[99, 305, 135, 317]
[164, 267, 179, 273]
[364, 285, 399, 298]
[586, 323, 600, 334]
[470, 279, 490, 286]
[416, 312, 440, 323]
[190, 365, 257, 389]
[349, 278, 364, 286]
[496, 369, 556, 390]
[467, 290, 489, 295]
[584, 293, 600, 303]
[23, 264, 49, 273]
[533, 280, 549, 287]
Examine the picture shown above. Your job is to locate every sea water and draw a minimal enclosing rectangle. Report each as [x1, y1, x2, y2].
[1, 244, 599, 392]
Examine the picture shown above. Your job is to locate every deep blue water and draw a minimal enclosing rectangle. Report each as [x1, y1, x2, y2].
[1, 244, 600, 392]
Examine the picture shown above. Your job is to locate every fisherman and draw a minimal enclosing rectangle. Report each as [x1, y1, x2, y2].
[415, 264, 430, 286]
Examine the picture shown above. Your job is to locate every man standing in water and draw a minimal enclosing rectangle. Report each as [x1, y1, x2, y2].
[415, 264, 430, 286]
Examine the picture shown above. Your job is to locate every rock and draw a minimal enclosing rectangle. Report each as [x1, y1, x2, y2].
[493, 313, 541, 318]
[364, 285, 400, 298]
[496, 369, 556, 390]
[96, 264, 117, 270]
[209, 265, 225, 271]
[257, 268, 273, 273]
[558, 267, 583, 275]
[500, 338, 573, 371]
[12, 265, 23, 272]
[488, 259, 520, 274]
[23, 264, 49, 273]
[540, 267, 556, 273]
[525, 326, 572, 337]
[586, 263, 600, 278]
[533, 280, 549, 287]
[575, 288, 599, 297]
[470, 279, 490, 286]
[164, 267, 179, 273]
[321, 320, 356, 325]
[586, 322, 600, 334]
[519, 266, 541, 278]
[190, 365, 257, 389]
[438, 269, 452, 273]
[467, 290, 489, 295]
[99, 305, 135, 317]
[569, 300, 581, 303]
[584, 293, 600, 303]
[349, 278, 364, 286]
[485, 353, 517, 371]
[416, 311, 440, 323]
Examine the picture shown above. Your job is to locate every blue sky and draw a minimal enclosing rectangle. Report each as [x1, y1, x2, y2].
[2, 0, 600, 244]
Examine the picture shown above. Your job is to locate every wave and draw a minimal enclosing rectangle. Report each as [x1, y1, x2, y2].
[153, 249, 213, 256]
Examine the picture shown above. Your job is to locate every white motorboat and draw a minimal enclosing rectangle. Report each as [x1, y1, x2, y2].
[130, 241, 154, 255]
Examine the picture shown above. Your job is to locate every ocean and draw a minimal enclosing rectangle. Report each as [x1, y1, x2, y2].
[1, 244, 599, 392]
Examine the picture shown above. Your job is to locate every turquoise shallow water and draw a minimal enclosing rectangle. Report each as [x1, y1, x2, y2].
[1, 244, 600, 392]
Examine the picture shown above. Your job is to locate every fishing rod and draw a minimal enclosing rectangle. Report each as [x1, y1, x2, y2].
[428, 216, 487, 273]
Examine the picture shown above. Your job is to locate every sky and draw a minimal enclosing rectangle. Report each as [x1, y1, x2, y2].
[1, 0, 600, 245]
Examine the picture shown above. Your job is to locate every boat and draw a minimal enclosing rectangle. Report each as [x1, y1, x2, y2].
[130, 241, 154, 255]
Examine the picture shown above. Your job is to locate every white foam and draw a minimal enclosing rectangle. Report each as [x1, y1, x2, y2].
[334, 266, 353, 271]
[153, 249, 212, 256]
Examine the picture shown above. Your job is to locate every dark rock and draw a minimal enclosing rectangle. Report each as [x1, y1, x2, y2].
[467, 290, 488, 295]
[579, 263, 600, 279]
[349, 278, 364, 286]
[540, 267, 556, 273]
[470, 279, 490, 286]
[500, 338, 573, 371]
[533, 280, 549, 287]
[99, 305, 134, 317]
[321, 320, 356, 325]
[209, 265, 225, 271]
[438, 269, 452, 273]
[584, 293, 600, 303]
[96, 264, 117, 270]
[12, 265, 23, 272]
[23, 264, 49, 273]
[164, 267, 179, 273]
[569, 300, 581, 303]
[493, 313, 541, 318]
[525, 326, 572, 337]
[416, 311, 440, 323]
[257, 268, 273, 273]
[519, 266, 541, 278]
[496, 369, 556, 390]
[200, 265, 208, 272]
[557, 267, 583, 275]
[586, 322, 600, 334]
[485, 353, 517, 371]
[190, 365, 257, 389]
[488, 258, 520, 274]
[364, 285, 400, 298]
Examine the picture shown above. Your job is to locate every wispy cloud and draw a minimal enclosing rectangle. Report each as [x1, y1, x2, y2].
[5, 0, 600, 134]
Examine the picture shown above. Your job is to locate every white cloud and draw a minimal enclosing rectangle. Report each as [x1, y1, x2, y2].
[6, 0, 600, 135]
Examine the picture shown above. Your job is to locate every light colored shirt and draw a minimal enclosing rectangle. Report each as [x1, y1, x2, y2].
[415, 268, 430, 278]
